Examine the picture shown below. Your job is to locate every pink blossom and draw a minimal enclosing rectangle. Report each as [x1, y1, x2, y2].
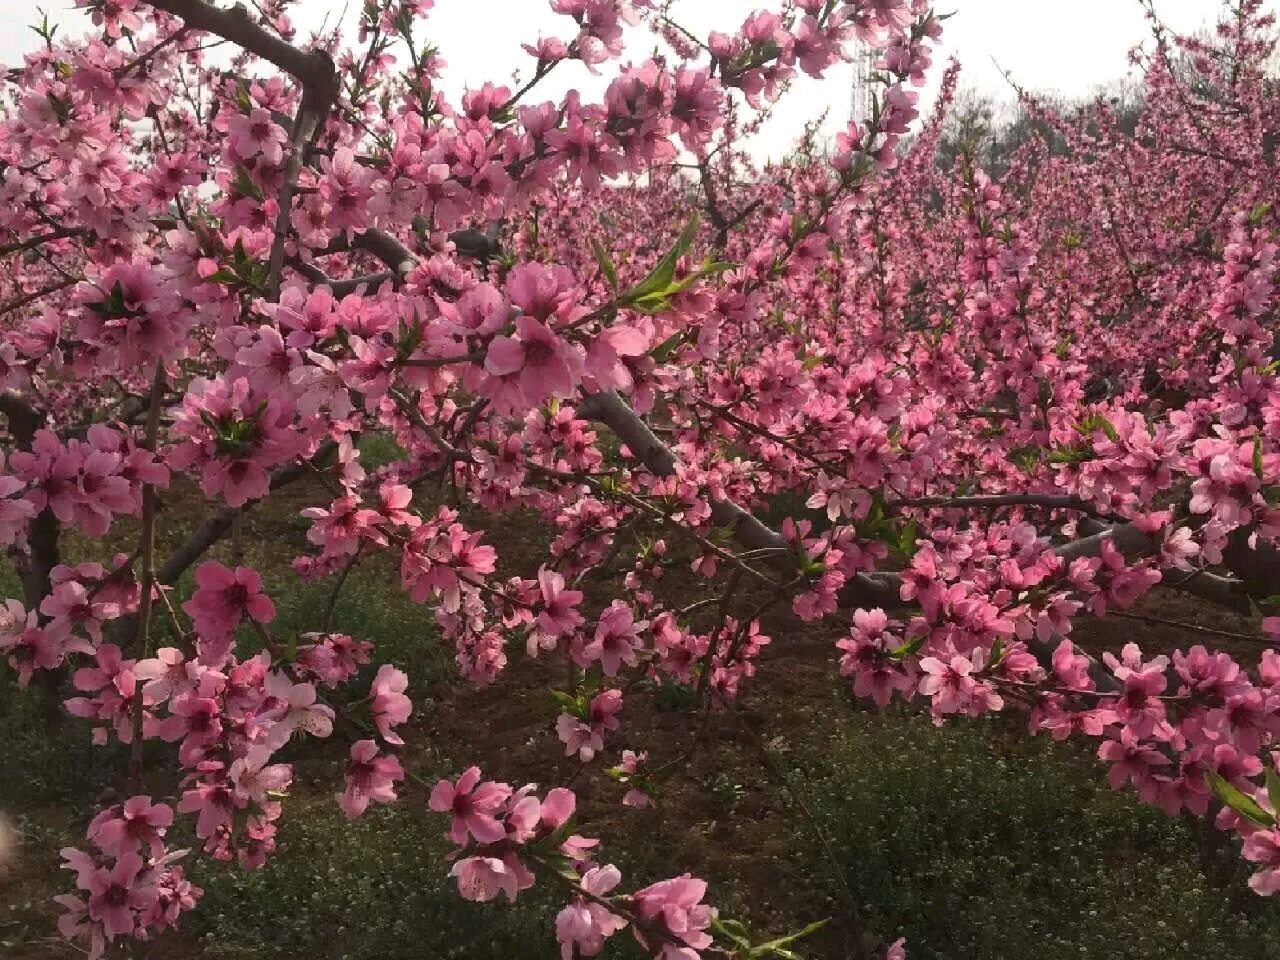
[918, 655, 976, 714]
[428, 766, 511, 845]
[339, 740, 404, 819]
[484, 315, 582, 408]
[557, 689, 623, 761]
[227, 108, 286, 164]
[631, 874, 716, 958]
[177, 778, 245, 841]
[555, 864, 628, 959]
[86, 797, 173, 860]
[619, 750, 651, 808]
[451, 856, 520, 902]
[583, 600, 647, 675]
[370, 664, 412, 745]
[182, 562, 276, 660]
[260, 672, 335, 749]
[133, 648, 199, 705]
[535, 568, 585, 640]
[83, 851, 155, 938]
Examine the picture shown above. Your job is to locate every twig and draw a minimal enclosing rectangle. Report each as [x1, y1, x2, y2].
[324, 547, 364, 632]
[128, 363, 165, 789]
[1105, 609, 1268, 644]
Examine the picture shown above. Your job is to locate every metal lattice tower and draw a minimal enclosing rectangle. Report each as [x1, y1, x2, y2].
[849, 42, 875, 122]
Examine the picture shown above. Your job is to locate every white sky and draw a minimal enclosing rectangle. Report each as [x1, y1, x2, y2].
[0, 1, 1272, 158]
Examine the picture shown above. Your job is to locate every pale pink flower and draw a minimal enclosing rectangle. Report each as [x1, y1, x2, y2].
[229, 747, 293, 805]
[918, 655, 976, 714]
[1244, 827, 1280, 895]
[484, 316, 581, 407]
[182, 562, 276, 651]
[451, 856, 520, 902]
[83, 851, 155, 938]
[583, 601, 646, 675]
[370, 664, 412, 745]
[555, 864, 628, 959]
[133, 648, 199, 705]
[631, 874, 716, 958]
[260, 673, 335, 749]
[228, 108, 286, 164]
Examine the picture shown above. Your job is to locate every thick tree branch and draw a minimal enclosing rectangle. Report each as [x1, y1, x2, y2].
[0, 228, 83, 258]
[320, 228, 416, 275]
[576, 390, 1249, 617]
[143, 0, 338, 111]
[266, 109, 323, 299]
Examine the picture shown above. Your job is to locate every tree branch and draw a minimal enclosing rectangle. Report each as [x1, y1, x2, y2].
[575, 390, 1249, 618]
[266, 108, 323, 299]
[143, 0, 338, 112]
[890, 493, 1100, 514]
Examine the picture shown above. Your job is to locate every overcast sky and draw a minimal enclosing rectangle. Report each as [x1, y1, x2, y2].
[0, 1, 1271, 158]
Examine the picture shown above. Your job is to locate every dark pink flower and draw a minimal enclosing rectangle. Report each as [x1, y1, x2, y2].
[339, 740, 404, 819]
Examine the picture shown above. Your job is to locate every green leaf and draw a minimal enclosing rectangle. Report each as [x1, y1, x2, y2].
[649, 331, 684, 363]
[898, 519, 920, 558]
[538, 851, 583, 883]
[801, 557, 828, 577]
[1007, 445, 1042, 473]
[232, 165, 264, 203]
[590, 238, 618, 292]
[1205, 769, 1275, 826]
[988, 636, 1005, 668]
[1254, 435, 1266, 481]
[543, 814, 579, 850]
[1047, 446, 1091, 465]
[205, 269, 241, 286]
[752, 918, 830, 958]
[1074, 413, 1118, 443]
[620, 213, 701, 306]
[711, 919, 753, 949]
[548, 689, 588, 719]
[1267, 766, 1280, 815]
[889, 634, 926, 662]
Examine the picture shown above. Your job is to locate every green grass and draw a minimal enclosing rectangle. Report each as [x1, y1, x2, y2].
[356, 432, 408, 471]
[784, 706, 1280, 960]
[188, 802, 593, 960]
[5, 507, 1280, 960]
[262, 556, 450, 693]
